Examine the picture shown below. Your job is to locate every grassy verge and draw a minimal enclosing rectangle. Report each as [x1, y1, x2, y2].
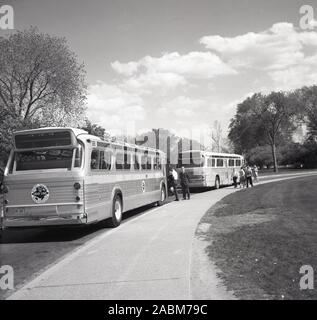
[201, 175, 317, 300]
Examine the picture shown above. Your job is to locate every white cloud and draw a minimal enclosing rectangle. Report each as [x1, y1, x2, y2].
[269, 54, 317, 90]
[158, 96, 205, 118]
[200, 22, 317, 71]
[86, 82, 145, 133]
[111, 51, 236, 93]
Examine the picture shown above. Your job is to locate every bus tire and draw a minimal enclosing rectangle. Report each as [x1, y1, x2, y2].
[215, 176, 220, 189]
[157, 184, 166, 206]
[107, 194, 123, 228]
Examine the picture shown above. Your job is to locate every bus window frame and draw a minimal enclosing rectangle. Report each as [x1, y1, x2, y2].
[11, 145, 84, 174]
[228, 159, 235, 167]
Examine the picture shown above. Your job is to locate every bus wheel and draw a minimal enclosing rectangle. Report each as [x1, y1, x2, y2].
[157, 185, 166, 206]
[215, 177, 220, 189]
[108, 195, 122, 227]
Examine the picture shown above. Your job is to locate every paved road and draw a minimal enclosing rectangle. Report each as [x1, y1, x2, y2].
[3, 171, 317, 300]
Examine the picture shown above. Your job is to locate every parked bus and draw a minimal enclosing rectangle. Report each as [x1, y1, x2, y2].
[178, 150, 244, 189]
[0, 127, 167, 229]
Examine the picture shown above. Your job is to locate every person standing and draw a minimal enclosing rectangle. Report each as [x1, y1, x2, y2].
[167, 168, 179, 201]
[179, 166, 190, 200]
[239, 166, 246, 188]
[252, 165, 258, 183]
[245, 165, 253, 188]
[232, 168, 239, 188]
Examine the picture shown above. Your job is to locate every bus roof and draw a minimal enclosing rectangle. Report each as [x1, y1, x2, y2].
[179, 150, 243, 158]
[13, 127, 166, 156]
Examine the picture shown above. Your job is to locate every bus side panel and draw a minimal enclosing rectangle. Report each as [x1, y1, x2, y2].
[84, 172, 165, 223]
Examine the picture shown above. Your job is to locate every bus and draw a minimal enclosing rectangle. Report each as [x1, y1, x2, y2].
[0, 127, 167, 229]
[178, 150, 244, 189]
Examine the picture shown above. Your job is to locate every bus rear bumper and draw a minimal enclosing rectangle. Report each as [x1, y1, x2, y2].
[3, 213, 88, 228]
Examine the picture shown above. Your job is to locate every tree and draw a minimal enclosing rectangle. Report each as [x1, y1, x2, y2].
[0, 27, 87, 162]
[258, 92, 297, 172]
[228, 92, 297, 172]
[228, 93, 267, 154]
[247, 145, 276, 169]
[0, 27, 86, 125]
[295, 86, 317, 139]
[80, 119, 110, 140]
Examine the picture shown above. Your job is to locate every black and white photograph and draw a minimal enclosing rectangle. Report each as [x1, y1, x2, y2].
[1, 0, 317, 307]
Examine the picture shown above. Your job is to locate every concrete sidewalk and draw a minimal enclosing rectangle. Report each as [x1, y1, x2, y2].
[8, 171, 317, 300]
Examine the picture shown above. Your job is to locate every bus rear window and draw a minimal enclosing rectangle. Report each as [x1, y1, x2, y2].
[14, 148, 77, 171]
[178, 152, 204, 167]
[15, 131, 73, 149]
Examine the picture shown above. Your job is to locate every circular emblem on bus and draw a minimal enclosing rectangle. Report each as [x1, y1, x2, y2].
[141, 180, 146, 193]
[31, 184, 50, 204]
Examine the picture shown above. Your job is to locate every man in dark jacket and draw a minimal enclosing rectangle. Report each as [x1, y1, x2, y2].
[167, 168, 179, 201]
[179, 166, 190, 200]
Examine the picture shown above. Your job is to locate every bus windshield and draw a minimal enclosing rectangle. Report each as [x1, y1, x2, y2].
[13, 147, 82, 171]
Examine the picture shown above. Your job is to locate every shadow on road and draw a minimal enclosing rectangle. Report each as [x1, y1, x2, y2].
[0, 202, 159, 244]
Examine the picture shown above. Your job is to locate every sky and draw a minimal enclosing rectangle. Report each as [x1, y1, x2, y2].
[2, 0, 317, 140]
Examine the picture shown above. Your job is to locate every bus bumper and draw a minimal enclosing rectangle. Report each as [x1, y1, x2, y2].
[3, 213, 88, 228]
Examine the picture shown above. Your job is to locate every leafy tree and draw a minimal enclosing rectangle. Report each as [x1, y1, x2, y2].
[0, 27, 86, 125]
[80, 119, 110, 140]
[247, 145, 277, 169]
[295, 86, 317, 139]
[228, 94, 266, 155]
[0, 27, 87, 162]
[229, 92, 297, 172]
[258, 92, 297, 172]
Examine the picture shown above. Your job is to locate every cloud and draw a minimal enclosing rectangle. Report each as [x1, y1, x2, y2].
[111, 51, 236, 92]
[86, 81, 145, 133]
[158, 96, 206, 118]
[269, 54, 317, 90]
[200, 22, 317, 71]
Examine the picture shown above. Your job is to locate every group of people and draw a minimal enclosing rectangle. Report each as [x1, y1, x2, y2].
[167, 164, 259, 201]
[167, 167, 190, 201]
[232, 164, 258, 189]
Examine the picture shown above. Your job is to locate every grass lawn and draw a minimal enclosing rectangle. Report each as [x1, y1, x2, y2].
[258, 168, 317, 177]
[201, 175, 317, 300]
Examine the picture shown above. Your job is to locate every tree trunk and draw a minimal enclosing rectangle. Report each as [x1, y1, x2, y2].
[271, 142, 278, 173]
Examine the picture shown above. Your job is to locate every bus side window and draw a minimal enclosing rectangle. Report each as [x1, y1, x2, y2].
[147, 156, 152, 170]
[207, 158, 215, 167]
[228, 159, 235, 167]
[124, 151, 131, 170]
[74, 145, 83, 168]
[154, 155, 162, 170]
[216, 159, 224, 167]
[91, 149, 100, 170]
[236, 159, 241, 167]
[100, 150, 112, 170]
[134, 153, 140, 170]
[115, 151, 124, 170]
[104, 150, 112, 170]
[141, 153, 151, 170]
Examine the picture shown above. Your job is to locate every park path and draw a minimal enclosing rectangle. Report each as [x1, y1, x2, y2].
[8, 171, 317, 300]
